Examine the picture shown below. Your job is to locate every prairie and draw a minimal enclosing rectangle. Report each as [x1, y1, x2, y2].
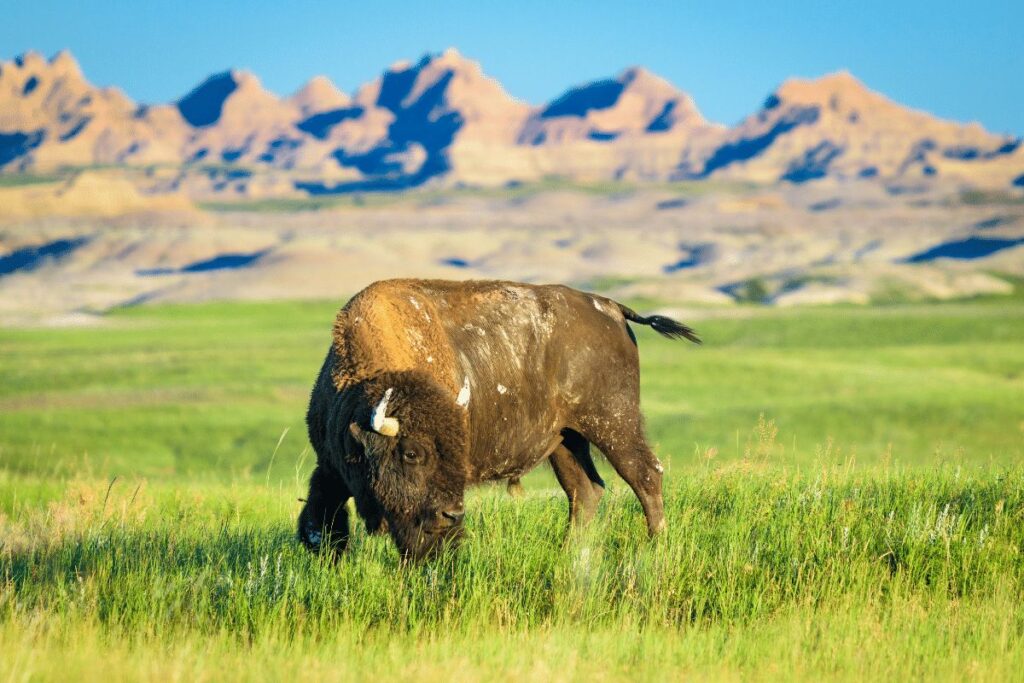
[1, 296, 1023, 680]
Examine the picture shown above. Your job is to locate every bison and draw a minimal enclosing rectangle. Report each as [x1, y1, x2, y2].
[298, 279, 699, 561]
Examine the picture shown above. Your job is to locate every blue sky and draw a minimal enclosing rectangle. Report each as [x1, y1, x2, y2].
[3, 1, 1021, 134]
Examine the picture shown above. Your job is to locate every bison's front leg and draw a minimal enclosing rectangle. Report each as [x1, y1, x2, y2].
[506, 477, 525, 498]
[298, 465, 351, 558]
[354, 495, 389, 536]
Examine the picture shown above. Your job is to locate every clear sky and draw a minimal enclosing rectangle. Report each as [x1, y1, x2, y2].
[3, 0, 1021, 134]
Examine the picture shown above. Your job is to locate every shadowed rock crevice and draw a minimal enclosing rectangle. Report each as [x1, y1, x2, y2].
[312, 60, 465, 193]
[136, 249, 269, 276]
[220, 146, 247, 162]
[853, 239, 883, 261]
[974, 216, 1015, 230]
[0, 237, 89, 276]
[384, 70, 462, 151]
[177, 72, 238, 127]
[994, 140, 1021, 156]
[59, 117, 91, 142]
[903, 237, 1024, 263]
[588, 129, 620, 142]
[204, 166, 252, 191]
[663, 243, 715, 273]
[698, 105, 820, 177]
[782, 141, 844, 183]
[943, 146, 982, 161]
[946, 140, 1022, 160]
[808, 198, 841, 212]
[541, 79, 625, 119]
[376, 62, 421, 111]
[296, 107, 365, 139]
[646, 101, 677, 132]
[259, 137, 302, 165]
[0, 130, 45, 166]
[898, 139, 937, 175]
[655, 197, 689, 210]
[330, 147, 400, 177]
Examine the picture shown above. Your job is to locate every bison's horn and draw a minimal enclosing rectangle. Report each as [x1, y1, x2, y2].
[371, 387, 400, 436]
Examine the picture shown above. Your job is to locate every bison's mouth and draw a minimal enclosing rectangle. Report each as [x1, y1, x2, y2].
[389, 511, 465, 561]
[424, 506, 465, 534]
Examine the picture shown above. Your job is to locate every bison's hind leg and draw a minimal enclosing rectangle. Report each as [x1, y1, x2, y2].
[550, 429, 605, 528]
[581, 423, 666, 536]
[507, 478, 525, 498]
[298, 465, 351, 558]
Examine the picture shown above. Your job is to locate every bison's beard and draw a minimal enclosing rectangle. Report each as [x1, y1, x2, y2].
[386, 513, 465, 562]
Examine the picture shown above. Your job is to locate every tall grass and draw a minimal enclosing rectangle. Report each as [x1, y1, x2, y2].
[1, 461, 1022, 680]
[2, 299, 1023, 678]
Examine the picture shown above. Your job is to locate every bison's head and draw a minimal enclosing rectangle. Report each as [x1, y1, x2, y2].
[347, 371, 470, 561]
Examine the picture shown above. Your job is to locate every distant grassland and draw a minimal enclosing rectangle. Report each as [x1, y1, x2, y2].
[2, 298, 1023, 680]
[0, 172, 64, 188]
[1, 298, 1021, 482]
[196, 177, 759, 212]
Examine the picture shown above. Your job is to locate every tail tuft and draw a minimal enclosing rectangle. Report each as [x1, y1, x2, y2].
[644, 315, 702, 344]
[615, 302, 702, 344]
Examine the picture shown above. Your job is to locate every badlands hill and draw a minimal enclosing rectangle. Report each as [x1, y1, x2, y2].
[0, 49, 1021, 196]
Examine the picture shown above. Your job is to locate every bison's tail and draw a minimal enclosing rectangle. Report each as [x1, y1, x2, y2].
[616, 302, 702, 344]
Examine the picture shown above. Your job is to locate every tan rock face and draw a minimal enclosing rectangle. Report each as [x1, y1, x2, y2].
[288, 75, 350, 117]
[512, 67, 725, 182]
[520, 67, 710, 145]
[0, 50, 189, 169]
[0, 51, 1021, 193]
[692, 71, 1020, 184]
[339, 48, 531, 185]
[0, 169, 192, 219]
[176, 70, 307, 167]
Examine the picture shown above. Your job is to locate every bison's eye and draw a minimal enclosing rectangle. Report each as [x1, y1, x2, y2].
[403, 450, 423, 464]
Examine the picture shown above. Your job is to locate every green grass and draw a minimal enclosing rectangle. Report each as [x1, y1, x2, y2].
[2, 467, 1022, 680]
[198, 195, 386, 213]
[195, 177, 762, 213]
[0, 172, 65, 188]
[2, 298, 1024, 679]
[957, 189, 1024, 206]
[2, 298, 1021, 481]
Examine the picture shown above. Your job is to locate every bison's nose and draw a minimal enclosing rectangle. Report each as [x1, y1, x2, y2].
[441, 507, 465, 524]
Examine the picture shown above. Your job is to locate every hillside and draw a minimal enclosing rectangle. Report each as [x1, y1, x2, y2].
[0, 49, 1021, 196]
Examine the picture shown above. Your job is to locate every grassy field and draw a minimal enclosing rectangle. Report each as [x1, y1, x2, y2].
[1, 297, 1023, 680]
[195, 177, 760, 212]
[2, 297, 1022, 480]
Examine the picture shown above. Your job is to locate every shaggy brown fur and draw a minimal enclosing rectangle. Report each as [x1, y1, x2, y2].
[298, 279, 699, 561]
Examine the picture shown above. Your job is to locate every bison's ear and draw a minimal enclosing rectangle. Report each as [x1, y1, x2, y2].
[349, 422, 372, 449]
[349, 421, 392, 455]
